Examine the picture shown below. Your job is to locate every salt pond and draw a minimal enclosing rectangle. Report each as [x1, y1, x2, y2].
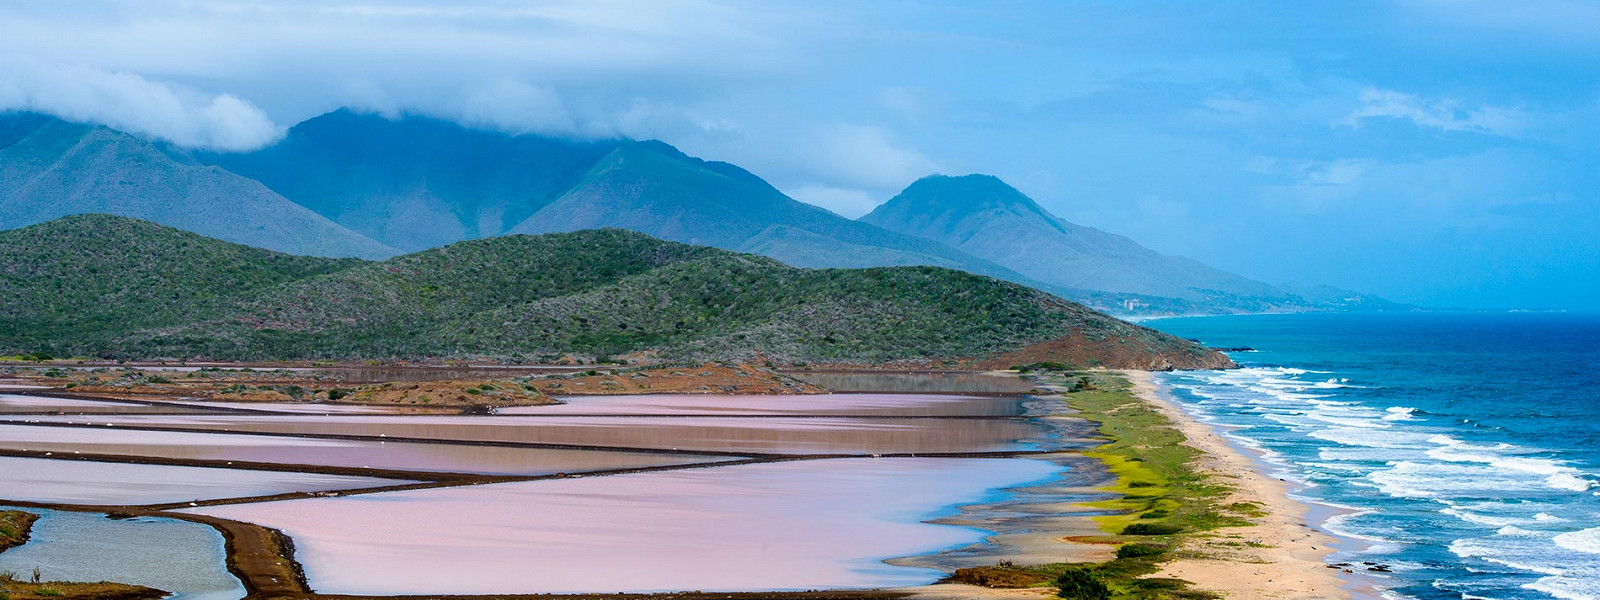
[0, 506, 244, 600]
[0, 394, 215, 415]
[0, 424, 734, 475]
[786, 372, 1040, 394]
[500, 392, 1027, 416]
[0, 456, 408, 505]
[11, 414, 1047, 454]
[187, 457, 1062, 595]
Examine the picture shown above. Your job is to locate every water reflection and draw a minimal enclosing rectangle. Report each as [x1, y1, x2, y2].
[13, 415, 1049, 455]
[0, 506, 244, 600]
[786, 372, 1038, 394]
[0, 424, 736, 476]
[501, 393, 1026, 417]
[0, 456, 409, 505]
[186, 458, 1062, 595]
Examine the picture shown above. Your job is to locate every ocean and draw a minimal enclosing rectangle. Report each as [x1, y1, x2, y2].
[1147, 313, 1600, 600]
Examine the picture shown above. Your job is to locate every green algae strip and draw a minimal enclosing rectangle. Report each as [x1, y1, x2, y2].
[951, 370, 1254, 599]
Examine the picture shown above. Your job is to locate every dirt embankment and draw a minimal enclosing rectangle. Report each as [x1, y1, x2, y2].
[974, 332, 1235, 371]
[19, 368, 555, 408]
[0, 509, 39, 552]
[0, 579, 169, 600]
[529, 363, 824, 395]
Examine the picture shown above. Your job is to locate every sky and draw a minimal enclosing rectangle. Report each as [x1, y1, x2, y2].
[2, 0, 1597, 310]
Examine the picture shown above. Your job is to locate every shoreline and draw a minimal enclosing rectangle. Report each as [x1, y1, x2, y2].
[1121, 370, 1350, 600]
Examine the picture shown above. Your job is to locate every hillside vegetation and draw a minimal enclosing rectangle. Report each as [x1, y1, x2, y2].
[0, 215, 1229, 368]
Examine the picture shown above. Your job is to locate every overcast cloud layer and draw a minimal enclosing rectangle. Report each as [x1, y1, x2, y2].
[1, 0, 1596, 310]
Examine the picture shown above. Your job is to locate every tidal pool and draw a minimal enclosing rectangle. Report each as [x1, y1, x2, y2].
[0, 456, 409, 505]
[187, 457, 1063, 595]
[0, 506, 244, 600]
[499, 393, 1027, 417]
[0, 424, 736, 475]
[11, 414, 1047, 454]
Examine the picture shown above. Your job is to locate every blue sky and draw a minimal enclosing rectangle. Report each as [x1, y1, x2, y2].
[2, 1, 1597, 309]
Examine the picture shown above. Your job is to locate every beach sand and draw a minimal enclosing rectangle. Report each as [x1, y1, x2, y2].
[1123, 370, 1349, 600]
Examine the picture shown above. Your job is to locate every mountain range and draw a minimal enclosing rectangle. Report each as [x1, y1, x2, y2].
[0, 109, 1401, 316]
[0, 214, 1232, 369]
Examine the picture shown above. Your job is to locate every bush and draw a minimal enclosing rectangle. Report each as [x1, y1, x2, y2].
[1055, 568, 1110, 600]
[326, 388, 350, 401]
[1014, 362, 1075, 373]
[950, 566, 1050, 588]
[1116, 543, 1169, 559]
[1121, 522, 1183, 536]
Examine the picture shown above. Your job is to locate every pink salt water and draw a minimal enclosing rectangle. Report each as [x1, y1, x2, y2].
[187, 457, 1060, 594]
[0, 456, 409, 505]
[10, 414, 1044, 454]
[0, 394, 211, 414]
[498, 392, 1024, 416]
[0, 424, 735, 475]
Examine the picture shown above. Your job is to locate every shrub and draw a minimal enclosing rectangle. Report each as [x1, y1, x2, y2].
[326, 388, 350, 401]
[1121, 523, 1183, 536]
[1116, 543, 1169, 559]
[950, 566, 1050, 588]
[1014, 362, 1074, 373]
[37, 587, 63, 597]
[1055, 568, 1110, 600]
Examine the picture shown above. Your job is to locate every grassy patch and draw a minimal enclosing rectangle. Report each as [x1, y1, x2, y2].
[0, 511, 38, 552]
[957, 371, 1247, 599]
[0, 577, 163, 600]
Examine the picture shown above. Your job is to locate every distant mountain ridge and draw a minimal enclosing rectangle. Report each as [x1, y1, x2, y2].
[200, 111, 1061, 296]
[862, 174, 1398, 314]
[0, 215, 1233, 370]
[200, 109, 617, 252]
[0, 112, 397, 259]
[505, 140, 1043, 283]
[0, 109, 1398, 316]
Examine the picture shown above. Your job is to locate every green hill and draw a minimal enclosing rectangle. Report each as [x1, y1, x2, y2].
[0, 216, 1230, 369]
[0, 215, 360, 350]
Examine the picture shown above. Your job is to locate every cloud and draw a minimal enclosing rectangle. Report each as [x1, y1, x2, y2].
[1397, 0, 1600, 44]
[1342, 88, 1524, 136]
[455, 79, 579, 137]
[1265, 150, 1555, 226]
[786, 184, 880, 218]
[792, 124, 939, 191]
[0, 57, 281, 150]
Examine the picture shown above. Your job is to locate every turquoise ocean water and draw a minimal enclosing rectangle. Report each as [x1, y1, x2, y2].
[1148, 313, 1600, 600]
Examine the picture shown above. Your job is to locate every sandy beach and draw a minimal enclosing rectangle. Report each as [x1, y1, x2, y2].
[1121, 370, 1349, 600]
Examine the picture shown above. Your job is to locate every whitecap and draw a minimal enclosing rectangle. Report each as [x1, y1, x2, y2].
[1526, 575, 1600, 600]
[1554, 527, 1600, 555]
[1383, 406, 1417, 421]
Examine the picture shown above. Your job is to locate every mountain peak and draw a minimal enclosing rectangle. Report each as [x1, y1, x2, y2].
[861, 173, 1300, 310]
[863, 173, 1064, 237]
